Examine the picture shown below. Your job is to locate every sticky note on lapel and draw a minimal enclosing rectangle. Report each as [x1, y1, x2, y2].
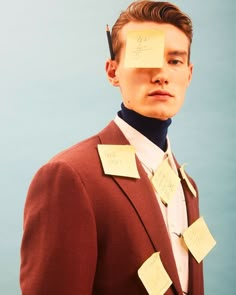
[179, 163, 197, 197]
[138, 252, 172, 295]
[97, 144, 140, 178]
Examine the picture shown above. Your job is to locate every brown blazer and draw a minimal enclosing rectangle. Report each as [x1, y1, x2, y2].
[20, 121, 204, 295]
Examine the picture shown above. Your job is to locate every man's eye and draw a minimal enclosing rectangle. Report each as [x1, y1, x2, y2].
[169, 59, 183, 65]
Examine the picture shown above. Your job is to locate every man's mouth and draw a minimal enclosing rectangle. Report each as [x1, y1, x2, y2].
[148, 90, 174, 97]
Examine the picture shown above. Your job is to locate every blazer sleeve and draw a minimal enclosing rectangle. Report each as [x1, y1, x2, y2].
[20, 161, 97, 295]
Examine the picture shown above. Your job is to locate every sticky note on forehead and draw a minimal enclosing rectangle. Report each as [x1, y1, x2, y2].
[124, 29, 165, 68]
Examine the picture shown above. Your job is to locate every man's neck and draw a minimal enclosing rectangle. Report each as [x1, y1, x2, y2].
[118, 103, 171, 151]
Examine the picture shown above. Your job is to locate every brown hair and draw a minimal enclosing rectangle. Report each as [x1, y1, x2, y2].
[111, 0, 193, 62]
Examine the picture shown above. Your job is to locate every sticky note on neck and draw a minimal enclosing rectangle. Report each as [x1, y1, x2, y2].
[138, 252, 172, 295]
[183, 217, 216, 263]
[151, 158, 180, 205]
[124, 29, 165, 68]
[97, 144, 140, 178]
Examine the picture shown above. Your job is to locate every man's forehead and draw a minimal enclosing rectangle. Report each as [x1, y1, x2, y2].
[121, 21, 174, 34]
[120, 21, 189, 46]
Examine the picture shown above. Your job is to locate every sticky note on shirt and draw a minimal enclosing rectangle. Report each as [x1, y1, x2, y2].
[124, 29, 165, 68]
[97, 144, 140, 178]
[183, 217, 216, 263]
[179, 163, 197, 197]
[151, 158, 180, 205]
[138, 252, 172, 295]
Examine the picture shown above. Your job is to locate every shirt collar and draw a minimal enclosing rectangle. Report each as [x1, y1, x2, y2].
[114, 115, 173, 175]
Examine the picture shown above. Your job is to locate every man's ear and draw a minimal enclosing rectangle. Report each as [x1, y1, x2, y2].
[188, 63, 194, 84]
[105, 59, 119, 87]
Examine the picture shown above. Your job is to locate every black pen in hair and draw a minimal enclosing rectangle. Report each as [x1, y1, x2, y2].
[106, 24, 115, 60]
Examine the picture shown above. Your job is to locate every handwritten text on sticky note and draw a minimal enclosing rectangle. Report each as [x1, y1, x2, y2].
[138, 252, 172, 295]
[151, 158, 180, 205]
[183, 217, 216, 263]
[124, 29, 165, 68]
[97, 144, 140, 178]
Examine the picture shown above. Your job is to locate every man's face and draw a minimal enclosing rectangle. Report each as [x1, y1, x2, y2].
[106, 21, 193, 120]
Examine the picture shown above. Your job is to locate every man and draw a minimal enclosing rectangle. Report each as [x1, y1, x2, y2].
[20, 1, 204, 294]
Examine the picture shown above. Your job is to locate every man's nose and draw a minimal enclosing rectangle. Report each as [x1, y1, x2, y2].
[151, 67, 169, 85]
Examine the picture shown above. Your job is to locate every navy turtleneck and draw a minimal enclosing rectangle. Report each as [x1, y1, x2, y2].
[118, 103, 172, 151]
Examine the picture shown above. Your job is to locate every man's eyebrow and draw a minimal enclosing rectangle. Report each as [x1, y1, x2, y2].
[167, 50, 188, 56]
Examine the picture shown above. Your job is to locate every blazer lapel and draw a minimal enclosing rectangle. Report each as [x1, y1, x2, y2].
[176, 161, 204, 294]
[99, 121, 183, 294]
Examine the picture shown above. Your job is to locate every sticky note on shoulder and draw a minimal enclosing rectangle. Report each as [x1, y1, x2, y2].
[97, 144, 140, 178]
[183, 217, 216, 263]
[138, 252, 172, 295]
[124, 29, 165, 68]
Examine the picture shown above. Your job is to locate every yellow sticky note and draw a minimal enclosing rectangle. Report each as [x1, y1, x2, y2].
[151, 158, 180, 205]
[179, 164, 197, 197]
[138, 252, 172, 295]
[97, 144, 140, 178]
[124, 29, 165, 68]
[183, 217, 216, 263]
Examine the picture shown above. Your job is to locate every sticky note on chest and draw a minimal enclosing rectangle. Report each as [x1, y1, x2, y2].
[97, 144, 140, 178]
[183, 217, 216, 263]
[151, 158, 180, 205]
[124, 29, 165, 68]
[138, 252, 172, 295]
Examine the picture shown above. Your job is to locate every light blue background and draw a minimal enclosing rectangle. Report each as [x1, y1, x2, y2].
[0, 0, 235, 294]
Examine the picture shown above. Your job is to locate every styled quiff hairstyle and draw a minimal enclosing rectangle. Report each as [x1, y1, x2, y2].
[111, 0, 193, 62]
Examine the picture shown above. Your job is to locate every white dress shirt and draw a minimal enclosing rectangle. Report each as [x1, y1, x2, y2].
[114, 115, 189, 293]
